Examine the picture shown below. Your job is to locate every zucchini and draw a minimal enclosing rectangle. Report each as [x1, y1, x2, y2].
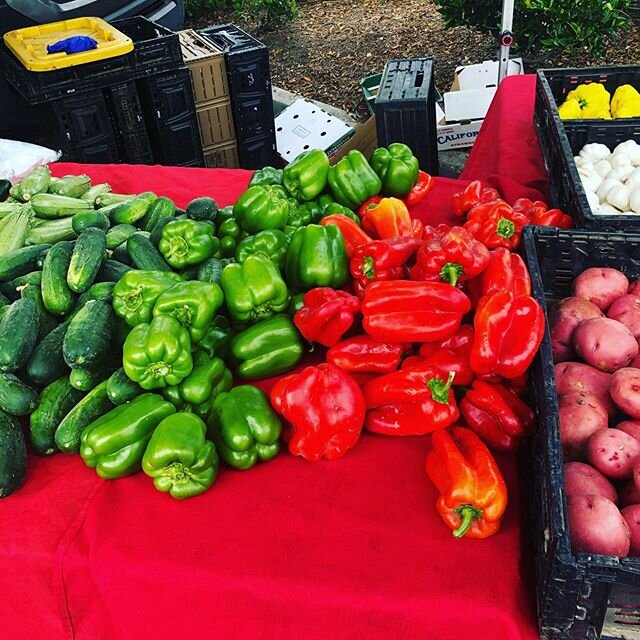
[127, 232, 172, 271]
[0, 373, 38, 416]
[95, 192, 134, 208]
[21, 283, 57, 339]
[41, 241, 75, 316]
[69, 366, 111, 392]
[106, 367, 142, 405]
[0, 411, 27, 497]
[54, 379, 111, 453]
[106, 223, 137, 250]
[186, 196, 218, 221]
[0, 244, 50, 282]
[96, 259, 132, 283]
[30, 193, 88, 218]
[9, 183, 26, 202]
[0, 297, 40, 372]
[26, 321, 69, 386]
[72, 210, 110, 234]
[63, 300, 114, 370]
[67, 227, 107, 293]
[25, 217, 76, 245]
[48, 174, 91, 198]
[17, 165, 51, 201]
[0, 179, 10, 203]
[29, 376, 84, 455]
[141, 196, 175, 232]
[110, 192, 156, 225]
[0, 271, 42, 299]
[81, 183, 111, 205]
[76, 281, 116, 307]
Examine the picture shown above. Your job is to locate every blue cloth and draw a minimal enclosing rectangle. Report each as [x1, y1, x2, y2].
[47, 36, 98, 55]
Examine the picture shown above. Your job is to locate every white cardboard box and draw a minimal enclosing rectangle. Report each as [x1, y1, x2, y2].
[436, 58, 524, 151]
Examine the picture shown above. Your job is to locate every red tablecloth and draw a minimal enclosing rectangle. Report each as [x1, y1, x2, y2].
[1, 75, 544, 640]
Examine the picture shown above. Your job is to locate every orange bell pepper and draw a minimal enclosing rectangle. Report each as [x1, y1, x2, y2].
[361, 197, 414, 239]
[321, 214, 372, 257]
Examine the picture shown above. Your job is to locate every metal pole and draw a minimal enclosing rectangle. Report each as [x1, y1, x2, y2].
[497, 0, 515, 84]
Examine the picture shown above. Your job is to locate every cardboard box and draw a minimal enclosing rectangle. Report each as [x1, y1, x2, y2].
[328, 116, 378, 163]
[436, 58, 524, 151]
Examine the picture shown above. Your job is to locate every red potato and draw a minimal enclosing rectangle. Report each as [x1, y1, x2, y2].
[567, 494, 630, 557]
[550, 297, 604, 362]
[630, 352, 640, 368]
[610, 368, 640, 418]
[629, 280, 640, 296]
[572, 267, 629, 311]
[559, 392, 609, 460]
[554, 362, 615, 419]
[607, 294, 640, 339]
[619, 479, 640, 507]
[621, 505, 640, 556]
[564, 462, 618, 503]
[617, 420, 640, 443]
[573, 318, 638, 372]
[585, 428, 640, 480]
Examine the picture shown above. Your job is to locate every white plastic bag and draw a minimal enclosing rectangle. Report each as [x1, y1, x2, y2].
[0, 138, 61, 183]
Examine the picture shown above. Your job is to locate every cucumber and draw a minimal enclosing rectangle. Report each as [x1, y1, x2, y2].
[197, 257, 225, 284]
[67, 227, 107, 293]
[106, 367, 142, 405]
[110, 192, 156, 225]
[63, 300, 114, 370]
[149, 216, 175, 247]
[48, 174, 91, 198]
[0, 179, 10, 202]
[0, 244, 51, 282]
[69, 366, 111, 392]
[0, 270, 42, 299]
[95, 192, 134, 208]
[41, 241, 75, 316]
[25, 321, 69, 385]
[31, 193, 88, 218]
[72, 210, 110, 234]
[55, 379, 112, 453]
[141, 196, 175, 232]
[0, 373, 38, 416]
[186, 196, 218, 221]
[0, 411, 27, 497]
[0, 298, 40, 372]
[96, 259, 132, 283]
[110, 243, 132, 265]
[127, 232, 172, 271]
[76, 281, 115, 307]
[20, 283, 57, 339]
[25, 217, 76, 245]
[29, 376, 84, 455]
[81, 183, 111, 205]
[106, 224, 137, 250]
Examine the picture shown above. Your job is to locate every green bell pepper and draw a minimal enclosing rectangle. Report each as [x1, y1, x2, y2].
[286, 200, 314, 229]
[112, 270, 182, 327]
[285, 224, 348, 291]
[217, 217, 245, 257]
[123, 315, 193, 390]
[288, 292, 305, 316]
[231, 314, 304, 380]
[234, 185, 290, 234]
[208, 385, 282, 470]
[221, 254, 289, 324]
[80, 393, 176, 479]
[249, 166, 283, 187]
[235, 229, 288, 271]
[152, 280, 223, 344]
[159, 219, 219, 269]
[327, 149, 382, 209]
[199, 314, 233, 360]
[142, 412, 218, 500]
[322, 201, 361, 224]
[217, 205, 235, 222]
[282, 225, 297, 242]
[282, 149, 330, 201]
[369, 143, 419, 197]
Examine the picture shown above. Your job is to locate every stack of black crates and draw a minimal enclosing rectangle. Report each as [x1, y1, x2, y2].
[0, 17, 203, 166]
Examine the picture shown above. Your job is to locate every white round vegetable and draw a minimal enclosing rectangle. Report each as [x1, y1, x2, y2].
[627, 168, 640, 191]
[594, 160, 613, 177]
[579, 143, 611, 163]
[598, 178, 623, 203]
[611, 153, 633, 169]
[607, 164, 635, 182]
[595, 202, 623, 215]
[585, 190, 600, 211]
[630, 190, 640, 214]
[614, 140, 640, 165]
[580, 172, 603, 193]
[606, 184, 630, 211]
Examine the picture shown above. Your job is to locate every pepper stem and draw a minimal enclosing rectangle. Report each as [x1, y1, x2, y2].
[168, 235, 190, 259]
[439, 262, 464, 286]
[453, 504, 484, 538]
[426, 371, 456, 404]
[125, 285, 144, 311]
[496, 218, 515, 239]
[170, 305, 193, 329]
[147, 362, 171, 379]
[362, 255, 376, 280]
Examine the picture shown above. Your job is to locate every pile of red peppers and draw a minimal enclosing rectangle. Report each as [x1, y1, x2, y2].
[272, 177, 550, 540]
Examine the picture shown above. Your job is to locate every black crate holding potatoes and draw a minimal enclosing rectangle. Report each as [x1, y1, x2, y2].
[374, 58, 439, 176]
[523, 225, 640, 640]
[534, 70, 640, 231]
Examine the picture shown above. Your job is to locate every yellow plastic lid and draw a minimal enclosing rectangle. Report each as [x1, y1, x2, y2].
[3, 17, 133, 72]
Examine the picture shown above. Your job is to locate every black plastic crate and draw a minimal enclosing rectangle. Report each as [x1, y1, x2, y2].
[523, 225, 640, 640]
[535, 72, 640, 231]
[232, 92, 274, 139]
[237, 133, 276, 169]
[137, 68, 197, 124]
[146, 112, 203, 167]
[105, 82, 154, 165]
[374, 58, 439, 176]
[0, 16, 182, 104]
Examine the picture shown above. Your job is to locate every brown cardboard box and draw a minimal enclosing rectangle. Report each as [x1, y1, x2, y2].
[203, 141, 240, 169]
[179, 30, 229, 104]
[328, 116, 378, 162]
[197, 100, 235, 147]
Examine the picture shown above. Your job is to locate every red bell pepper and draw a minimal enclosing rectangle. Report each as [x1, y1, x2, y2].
[361, 280, 471, 343]
[463, 200, 529, 250]
[418, 324, 474, 360]
[452, 180, 500, 217]
[293, 287, 361, 347]
[401, 347, 475, 386]
[403, 170, 434, 207]
[350, 236, 422, 291]
[270, 363, 365, 461]
[460, 380, 535, 453]
[410, 225, 490, 285]
[358, 196, 382, 218]
[426, 426, 508, 539]
[470, 291, 545, 379]
[360, 197, 414, 239]
[512, 198, 548, 220]
[531, 207, 573, 229]
[363, 365, 459, 436]
[326, 335, 406, 374]
[321, 214, 372, 258]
